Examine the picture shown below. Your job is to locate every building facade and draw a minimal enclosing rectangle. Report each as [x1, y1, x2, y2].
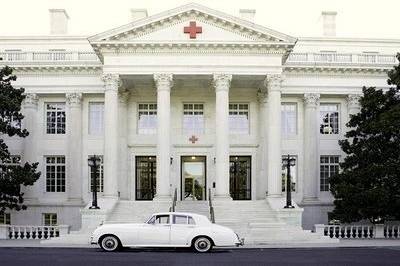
[0, 4, 399, 234]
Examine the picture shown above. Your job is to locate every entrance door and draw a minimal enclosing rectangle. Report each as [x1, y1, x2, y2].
[135, 156, 156, 200]
[230, 156, 251, 200]
[181, 156, 206, 200]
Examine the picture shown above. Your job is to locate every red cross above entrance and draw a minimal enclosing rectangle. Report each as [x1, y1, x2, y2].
[183, 21, 202, 39]
[189, 135, 199, 144]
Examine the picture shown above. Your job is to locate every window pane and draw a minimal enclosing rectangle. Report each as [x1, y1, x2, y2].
[281, 103, 297, 137]
[320, 104, 339, 135]
[138, 103, 157, 134]
[320, 155, 340, 191]
[173, 215, 188, 224]
[46, 103, 66, 135]
[229, 103, 249, 134]
[89, 102, 104, 135]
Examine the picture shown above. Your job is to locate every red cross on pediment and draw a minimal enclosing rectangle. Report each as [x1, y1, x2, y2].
[189, 135, 199, 144]
[184, 21, 202, 39]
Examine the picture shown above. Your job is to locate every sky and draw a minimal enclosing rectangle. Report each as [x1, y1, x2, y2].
[0, 0, 399, 39]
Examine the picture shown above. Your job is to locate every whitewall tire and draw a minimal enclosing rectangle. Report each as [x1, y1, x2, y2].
[100, 235, 121, 252]
[193, 237, 213, 253]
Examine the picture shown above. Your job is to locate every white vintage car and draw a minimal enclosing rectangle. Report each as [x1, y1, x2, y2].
[90, 212, 244, 252]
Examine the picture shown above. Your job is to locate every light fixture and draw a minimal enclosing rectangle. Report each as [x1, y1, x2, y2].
[191, 156, 196, 160]
[170, 157, 173, 165]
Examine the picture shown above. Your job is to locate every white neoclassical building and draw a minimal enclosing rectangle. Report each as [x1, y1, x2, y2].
[0, 3, 399, 243]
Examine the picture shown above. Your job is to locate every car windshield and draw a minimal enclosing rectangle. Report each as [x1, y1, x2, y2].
[146, 215, 155, 224]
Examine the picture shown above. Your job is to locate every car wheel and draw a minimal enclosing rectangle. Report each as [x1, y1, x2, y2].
[193, 236, 213, 253]
[100, 235, 121, 252]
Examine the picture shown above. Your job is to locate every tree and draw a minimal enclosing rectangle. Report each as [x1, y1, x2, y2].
[329, 53, 400, 224]
[0, 66, 40, 214]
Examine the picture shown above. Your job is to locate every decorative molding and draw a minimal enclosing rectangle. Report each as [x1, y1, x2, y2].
[284, 65, 391, 76]
[346, 94, 362, 109]
[101, 73, 120, 90]
[23, 93, 39, 108]
[303, 93, 320, 107]
[66, 93, 82, 106]
[153, 73, 173, 91]
[118, 89, 130, 104]
[264, 74, 283, 92]
[213, 73, 232, 92]
[257, 88, 268, 104]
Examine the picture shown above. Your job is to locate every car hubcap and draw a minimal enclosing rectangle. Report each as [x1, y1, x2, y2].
[102, 236, 117, 251]
[196, 238, 210, 252]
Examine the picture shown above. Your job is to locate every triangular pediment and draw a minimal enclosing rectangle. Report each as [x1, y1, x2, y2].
[89, 3, 296, 44]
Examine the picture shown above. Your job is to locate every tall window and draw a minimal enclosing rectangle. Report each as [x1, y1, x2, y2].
[43, 213, 57, 226]
[0, 155, 21, 177]
[281, 156, 297, 192]
[229, 103, 249, 134]
[281, 103, 297, 137]
[183, 103, 204, 134]
[136, 156, 156, 200]
[89, 155, 104, 193]
[46, 103, 66, 134]
[0, 213, 11, 224]
[320, 155, 339, 191]
[88, 102, 104, 135]
[138, 103, 157, 134]
[45, 156, 66, 192]
[320, 104, 339, 134]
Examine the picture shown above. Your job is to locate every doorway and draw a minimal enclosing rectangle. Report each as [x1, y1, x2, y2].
[135, 156, 156, 200]
[181, 156, 206, 201]
[229, 156, 251, 200]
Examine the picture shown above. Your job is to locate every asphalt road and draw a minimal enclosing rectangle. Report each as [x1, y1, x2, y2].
[1, 247, 400, 266]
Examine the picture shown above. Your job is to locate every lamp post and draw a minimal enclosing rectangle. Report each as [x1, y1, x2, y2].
[282, 154, 295, 209]
[88, 155, 101, 209]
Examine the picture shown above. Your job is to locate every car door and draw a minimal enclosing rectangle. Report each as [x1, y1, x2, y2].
[138, 214, 171, 246]
[170, 215, 196, 246]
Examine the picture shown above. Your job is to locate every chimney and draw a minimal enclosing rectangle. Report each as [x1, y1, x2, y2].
[49, 9, 69, 35]
[239, 9, 256, 22]
[130, 9, 148, 22]
[321, 11, 337, 37]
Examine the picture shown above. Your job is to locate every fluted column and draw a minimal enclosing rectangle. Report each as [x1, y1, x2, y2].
[213, 74, 232, 199]
[118, 89, 129, 199]
[154, 73, 173, 200]
[347, 94, 361, 116]
[303, 93, 320, 202]
[265, 75, 283, 197]
[66, 93, 83, 202]
[257, 89, 268, 198]
[22, 93, 39, 200]
[102, 74, 120, 198]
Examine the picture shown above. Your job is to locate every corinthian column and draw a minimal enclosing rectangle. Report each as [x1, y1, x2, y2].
[154, 73, 173, 200]
[347, 94, 362, 116]
[118, 89, 129, 199]
[22, 93, 39, 200]
[265, 75, 283, 197]
[102, 74, 120, 198]
[303, 93, 320, 202]
[66, 93, 83, 202]
[213, 74, 232, 199]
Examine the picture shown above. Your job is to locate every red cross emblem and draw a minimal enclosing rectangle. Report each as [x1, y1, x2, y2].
[189, 135, 199, 144]
[184, 21, 202, 39]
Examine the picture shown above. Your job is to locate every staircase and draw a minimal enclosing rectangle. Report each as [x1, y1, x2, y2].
[175, 201, 210, 218]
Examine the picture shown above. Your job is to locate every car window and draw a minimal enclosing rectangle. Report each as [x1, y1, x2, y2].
[146, 215, 156, 224]
[154, 215, 170, 224]
[188, 216, 196, 225]
[173, 215, 188, 224]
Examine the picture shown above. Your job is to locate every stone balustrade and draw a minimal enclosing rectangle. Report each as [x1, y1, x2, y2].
[314, 224, 400, 239]
[287, 52, 398, 66]
[0, 51, 99, 63]
[0, 225, 70, 240]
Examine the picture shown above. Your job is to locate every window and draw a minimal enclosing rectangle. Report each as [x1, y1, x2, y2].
[153, 215, 170, 224]
[183, 103, 204, 134]
[0, 213, 11, 224]
[45, 156, 66, 192]
[136, 156, 156, 200]
[230, 156, 251, 200]
[89, 155, 104, 193]
[46, 103, 66, 134]
[43, 213, 57, 226]
[0, 155, 21, 177]
[281, 156, 297, 192]
[320, 104, 339, 134]
[320, 156, 340, 191]
[138, 103, 157, 134]
[173, 215, 188, 224]
[229, 103, 249, 134]
[281, 103, 297, 137]
[88, 102, 104, 135]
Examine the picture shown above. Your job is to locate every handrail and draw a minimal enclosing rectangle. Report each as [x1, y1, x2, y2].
[169, 188, 177, 212]
[208, 188, 215, 223]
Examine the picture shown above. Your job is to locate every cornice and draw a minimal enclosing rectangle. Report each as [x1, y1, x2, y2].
[283, 65, 390, 76]
[4, 65, 102, 75]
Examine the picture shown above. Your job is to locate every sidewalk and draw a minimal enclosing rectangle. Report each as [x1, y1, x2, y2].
[1, 239, 400, 249]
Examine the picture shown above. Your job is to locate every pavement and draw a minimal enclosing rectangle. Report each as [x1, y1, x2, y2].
[1, 246, 400, 265]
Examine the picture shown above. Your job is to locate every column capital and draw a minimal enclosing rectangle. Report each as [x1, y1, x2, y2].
[213, 73, 232, 92]
[303, 93, 320, 107]
[346, 94, 362, 108]
[66, 93, 82, 106]
[264, 74, 283, 92]
[154, 73, 173, 91]
[119, 89, 130, 104]
[23, 93, 39, 109]
[257, 88, 268, 104]
[102, 73, 120, 90]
